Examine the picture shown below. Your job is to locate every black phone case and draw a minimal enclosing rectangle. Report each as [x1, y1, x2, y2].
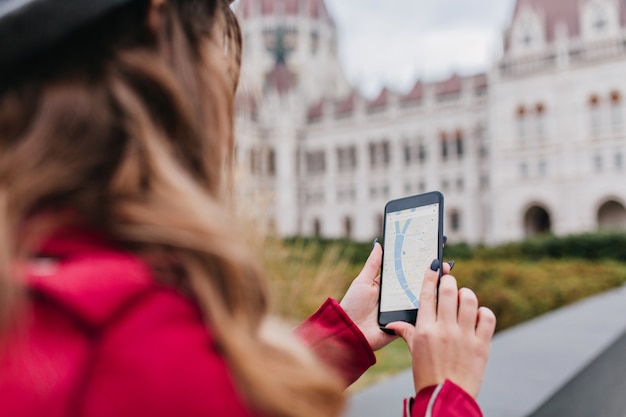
[377, 191, 444, 328]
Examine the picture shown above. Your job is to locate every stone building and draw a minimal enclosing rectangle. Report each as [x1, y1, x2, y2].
[234, 0, 626, 244]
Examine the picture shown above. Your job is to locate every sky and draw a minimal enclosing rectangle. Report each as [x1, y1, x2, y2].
[323, 0, 517, 97]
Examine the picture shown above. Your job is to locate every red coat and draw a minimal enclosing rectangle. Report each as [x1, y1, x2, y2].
[0, 228, 481, 417]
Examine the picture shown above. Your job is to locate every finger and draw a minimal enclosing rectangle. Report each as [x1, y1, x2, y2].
[476, 306, 497, 341]
[416, 259, 440, 325]
[385, 321, 415, 344]
[356, 241, 383, 283]
[436, 274, 459, 324]
[457, 287, 479, 331]
[441, 260, 451, 275]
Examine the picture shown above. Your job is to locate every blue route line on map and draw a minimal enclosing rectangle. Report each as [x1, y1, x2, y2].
[394, 217, 419, 308]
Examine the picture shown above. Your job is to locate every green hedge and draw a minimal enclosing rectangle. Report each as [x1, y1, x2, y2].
[445, 232, 626, 261]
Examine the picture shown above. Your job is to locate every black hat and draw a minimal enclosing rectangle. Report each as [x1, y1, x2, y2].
[0, 0, 140, 75]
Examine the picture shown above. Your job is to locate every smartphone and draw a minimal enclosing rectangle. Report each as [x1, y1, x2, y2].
[378, 191, 444, 328]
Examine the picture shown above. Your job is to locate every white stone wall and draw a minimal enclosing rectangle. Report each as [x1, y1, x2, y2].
[489, 22, 626, 243]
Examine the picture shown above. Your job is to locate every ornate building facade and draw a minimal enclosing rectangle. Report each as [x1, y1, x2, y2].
[234, 0, 626, 244]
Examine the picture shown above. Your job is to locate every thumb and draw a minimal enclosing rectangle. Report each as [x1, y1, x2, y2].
[356, 241, 382, 282]
[385, 321, 415, 342]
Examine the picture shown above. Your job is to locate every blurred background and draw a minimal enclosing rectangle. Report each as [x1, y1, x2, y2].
[230, 0, 626, 397]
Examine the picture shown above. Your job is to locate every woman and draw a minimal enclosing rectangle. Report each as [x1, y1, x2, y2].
[0, 0, 496, 416]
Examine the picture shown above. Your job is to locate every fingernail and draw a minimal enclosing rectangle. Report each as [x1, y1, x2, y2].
[380, 326, 396, 336]
[447, 259, 455, 271]
[430, 259, 440, 271]
[371, 237, 378, 251]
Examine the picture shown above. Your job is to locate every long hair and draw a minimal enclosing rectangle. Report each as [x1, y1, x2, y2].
[0, 1, 345, 416]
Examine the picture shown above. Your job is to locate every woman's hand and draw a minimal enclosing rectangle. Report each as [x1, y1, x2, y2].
[340, 242, 451, 352]
[386, 260, 496, 397]
[339, 241, 394, 351]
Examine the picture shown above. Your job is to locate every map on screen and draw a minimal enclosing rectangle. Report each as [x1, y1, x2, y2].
[380, 203, 439, 312]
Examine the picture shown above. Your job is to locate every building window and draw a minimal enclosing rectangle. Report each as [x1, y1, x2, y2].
[589, 94, 601, 135]
[249, 148, 261, 175]
[305, 150, 326, 175]
[267, 148, 276, 176]
[404, 136, 424, 166]
[615, 152, 623, 170]
[343, 216, 353, 239]
[441, 178, 449, 191]
[480, 174, 489, 189]
[456, 177, 464, 191]
[382, 184, 389, 198]
[476, 123, 488, 158]
[520, 162, 529, 178]
[369, 141, 391, 169]
[592, 3, 609, 33]
[310, 31, 319, 55]
[594, 154, 603, 172]
[313, 218, 321, 238]
[337, 186, 356, 202]
[610, 91, 622, 132]
[455, 130, 464, 157]
[450, 210, 461, 232]
[306, 190, 325, 205]
[337, 145, 357, 172]
[419, 142, 427, 162]
[440, 132, 449, 160]
[538, 159, 547, 177]
[535, 103, 546, 138]
[516, 105, 527, 139]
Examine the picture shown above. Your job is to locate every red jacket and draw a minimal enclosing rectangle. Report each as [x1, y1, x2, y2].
[0, 229, 481, 417]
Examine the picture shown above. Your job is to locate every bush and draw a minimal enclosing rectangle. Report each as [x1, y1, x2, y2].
[445, 232, 626, 261]
[455, 259, 626, 331]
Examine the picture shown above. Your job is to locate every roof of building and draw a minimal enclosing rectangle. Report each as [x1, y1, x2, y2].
[434, 74, 462, 97]
[367, 88, 389, 111]
[400, 81, 424, 104]
[301, 73, 488, 121]
[237, 0, 332, 23]
[335, 91, 357, 115]
[506, 0, 626, 49]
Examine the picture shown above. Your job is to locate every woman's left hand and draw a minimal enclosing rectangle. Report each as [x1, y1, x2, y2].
[339, 241, 396, 351]
[340, 241, 453, 352]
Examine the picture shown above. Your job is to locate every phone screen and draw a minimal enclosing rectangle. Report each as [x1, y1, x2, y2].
[380, 202, 440, 312]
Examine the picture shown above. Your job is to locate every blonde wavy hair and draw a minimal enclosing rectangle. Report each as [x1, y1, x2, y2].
[0, 0, 344, 416]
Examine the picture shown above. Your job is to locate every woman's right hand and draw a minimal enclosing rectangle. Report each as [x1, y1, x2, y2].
[386, 260, 496, 398]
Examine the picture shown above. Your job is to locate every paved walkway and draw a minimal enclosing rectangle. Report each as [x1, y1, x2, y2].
[343, 284, 626, 417]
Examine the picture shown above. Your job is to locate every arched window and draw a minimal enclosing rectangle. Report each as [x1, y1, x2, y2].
[535, 102, 546, 138]
[589, 94, 601, 135]
[516, 105, 527, 139]
[610, 90, 622, 131]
